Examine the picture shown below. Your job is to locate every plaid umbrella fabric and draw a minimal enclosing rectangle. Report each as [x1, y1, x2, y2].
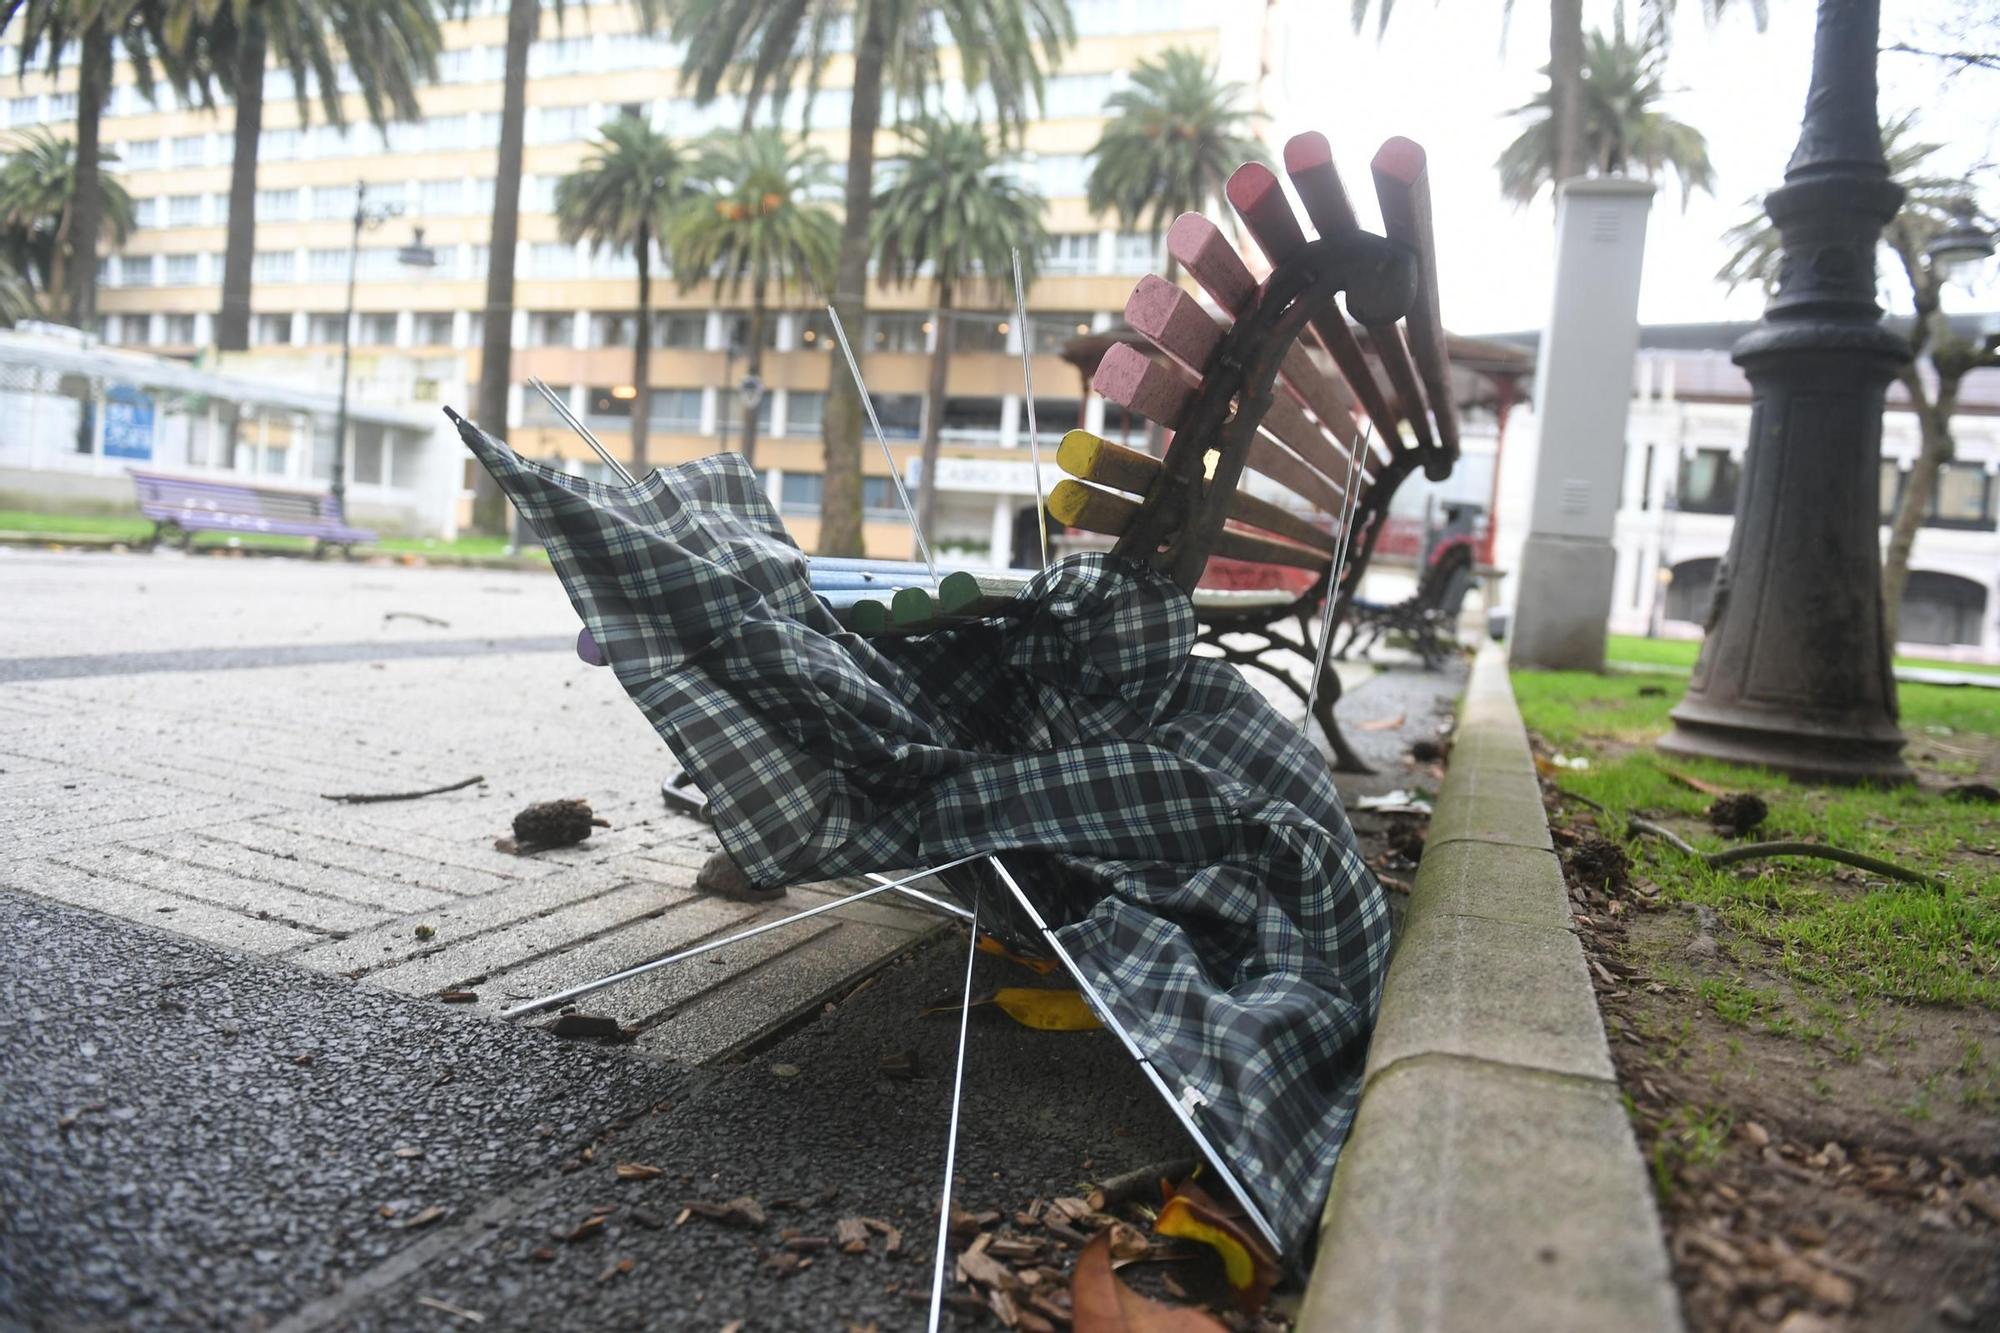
[451, 411, 1390, 1257]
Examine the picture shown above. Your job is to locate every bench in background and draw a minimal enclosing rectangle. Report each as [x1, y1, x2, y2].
[129, 469, 375, 557]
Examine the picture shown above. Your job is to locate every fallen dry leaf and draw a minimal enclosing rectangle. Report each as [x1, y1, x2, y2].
[413, 1295, 485, 1324]
[682, 1196, 766, 1229]
[976, 936, 1062, 975]
[861, 1216, 903, 1254]
[1070, 1233, 1227, 1332]
[615, 1162, 663, 1182]
[596, 1256, 636, 1283]
[992, 988, 1101, 1032]
[1356, 711, 1406, 732]
[1154, 1181, 1278, 1312]
[437, 990, 478, 1004]
[836, 1217, 871, 1254]
[558, 1214, 606, 1243]
[403, 1205, 447, 1231]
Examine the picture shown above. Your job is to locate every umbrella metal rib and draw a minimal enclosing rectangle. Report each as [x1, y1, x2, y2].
[494, 853, 989, 1020]
[525, 377, 637, 486]
[927, 898, 982, 1332]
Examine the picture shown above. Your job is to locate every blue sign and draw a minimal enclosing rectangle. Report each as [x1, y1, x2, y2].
[103, 384, 155, 461]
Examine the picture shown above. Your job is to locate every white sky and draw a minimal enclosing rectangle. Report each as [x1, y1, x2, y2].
[1265, 0, 2000, 337]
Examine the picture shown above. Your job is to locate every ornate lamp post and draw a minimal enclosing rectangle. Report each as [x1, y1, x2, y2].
[1659, 0, 1912, 784]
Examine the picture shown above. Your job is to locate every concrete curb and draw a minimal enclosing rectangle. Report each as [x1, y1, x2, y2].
[1299, 642, 1682, 1332]
[0, 531, 551, 571]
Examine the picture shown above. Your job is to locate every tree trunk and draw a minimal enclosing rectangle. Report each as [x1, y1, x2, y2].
[916, 279, 953, 536]
[817, 3, 888, 557]
[471, 0, 537, 534]
[1880, 372, 1960, 648]
[69, 19, 111, 330]
[741, 271, 767, 468]
[1550, 0, 1585, 184]
[630, 218, 651, 473]
[215, 19, 267, 353]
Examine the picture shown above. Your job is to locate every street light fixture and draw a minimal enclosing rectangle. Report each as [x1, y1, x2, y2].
[330, 182, 440, 513]
[1926, 203, 1995, 281]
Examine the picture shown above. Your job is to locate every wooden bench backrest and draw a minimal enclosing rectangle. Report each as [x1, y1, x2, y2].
[1048, 132, 1459, 600]
[131, 470, 345, 527]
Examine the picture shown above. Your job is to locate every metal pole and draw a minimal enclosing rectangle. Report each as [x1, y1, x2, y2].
[330, 180, 363, 513]
[1659, 0, 1911, 783]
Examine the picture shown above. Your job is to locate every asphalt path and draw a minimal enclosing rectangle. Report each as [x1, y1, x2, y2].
[0, 886, 1199, 1332]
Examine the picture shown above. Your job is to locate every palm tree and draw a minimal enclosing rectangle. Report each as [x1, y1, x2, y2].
[872, 115, 1045, 534]
[170, 0, 442, 353]
[1717, 113, 1993, 645]
[0, 129, 138, 316]
[1495, 28, 1715, 206]
[670, 129, 839, 469]
[1, 0, 200, 329]
[667, 0, 1072, 556]
[554, 116, 695, 473]
[1085, 48, 1262, 276]
[1354, 0, 1762, 194]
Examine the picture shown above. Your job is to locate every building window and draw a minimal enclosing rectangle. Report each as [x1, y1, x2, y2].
[1675, 448, 1739, 515]
[528, 311, 575, 346]
[532, 104, 590, 143]
[649, 389, 703, 431]
[256, 187, 300, 221]
[652, 312, 708, 349]
[785, 390, 825, 436]
[118, 255, 155, 287]
[523, 387, 577, 425]
[47, 91, 77, 121]
[780, 471, 822, 514]
[954, 317, 1011, 354]
[715, 390, 775, 435]
[591, 313, 634, 347]
[795, 310, 835, 350]
[307, 313, 348, 344]
[869, 394, 923, 440]
[1027, 312, 1094, 356]
[1041, 232, 1096, 274]
[1929, 462, 1995, 530]
[420, 178, 464, 216]
[866, 312, 929, 353]
[168, 193, 203, 226]
[412, 312, 455, 346]
[1043, 72, 1115, 119]
[162, 314, 197, 344]
[308, 248, 348, 283]
[584, 386, 632, 421]
[124, 137, 160, 169]
[1113, 232, 1161, 273]
[252, 313, 294, 346]
[163, 253, 199, 285]
[1035, 154, 1090, 198]
[351, 422, 388, 485]
[1879, 460, 1903, 524]
[862, 477, 904, 518]
[940, 396, 1005, 440]
[170, 135, 207, 167]
[357, 313, 398, 345]
[259, 127, 300, 160]
[311, 186, 351, 220]
[527, 243, 576, 277]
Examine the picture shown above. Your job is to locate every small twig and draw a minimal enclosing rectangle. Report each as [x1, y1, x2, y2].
[413, 1296, 485, 1324]
[384, 610, 451, 628]
[1627, 818, 1938, 887]
[1087, 1157, 1196, 1213]
[321, 776, 484, 804]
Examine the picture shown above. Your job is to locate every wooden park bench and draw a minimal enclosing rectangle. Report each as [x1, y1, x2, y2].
[1038, 131, 1461, 771]
[129, 468, 375, 557]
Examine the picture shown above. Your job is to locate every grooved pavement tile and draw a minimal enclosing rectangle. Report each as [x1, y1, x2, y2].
[52, 844, 386, 936]
[124, 831, 459, 914]
[0, 859, 323, 954]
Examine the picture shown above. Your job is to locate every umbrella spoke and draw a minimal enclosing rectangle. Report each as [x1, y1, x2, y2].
[927, 900, 982, 1333]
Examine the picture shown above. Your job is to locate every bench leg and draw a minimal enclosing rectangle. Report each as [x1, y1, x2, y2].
[1204, 622, 1376, 776]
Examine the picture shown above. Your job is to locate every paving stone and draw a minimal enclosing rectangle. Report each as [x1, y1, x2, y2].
[282, 862, 649, 977]
[1408, 839, 1574, 932]
[1364, 909, 1614, 1085]
[127, 831, 458, 915]
[362, 878, 697, 996]
[3, 800, 284, 864]
[206, 819, 512, 899]
[0, 858, 321, 955]
[1307, 1057, 1677, 1333]
[51, 845, 385, 936]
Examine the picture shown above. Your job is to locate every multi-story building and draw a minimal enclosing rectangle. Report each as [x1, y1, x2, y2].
[8, 0, 1277, 553]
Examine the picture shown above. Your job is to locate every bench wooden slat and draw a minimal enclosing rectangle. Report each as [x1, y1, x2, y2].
[1049, 479, 1328, 573]
[1225, 162, 1405, 451]
[1372, 135, 1462, 470]
[1092, 341, 1349, 515]
[1283, 132, 1360, 236]
[1058, 430, 1337, 556]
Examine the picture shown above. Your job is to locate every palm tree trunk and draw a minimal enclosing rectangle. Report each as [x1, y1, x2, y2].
[630, 218, 652, 473]
[741, 270, 767, 468]
[1881, 371, 1960, 648]
[472, 0, 536, 534]
[68, 19, 111, 330]
[215, 17, 267, 353]
[817, 2, 887, 557]
[1550, 0, 1585, 183]
[916, 279, 953, 536]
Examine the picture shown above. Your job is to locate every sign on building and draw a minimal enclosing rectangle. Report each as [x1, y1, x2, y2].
[102, 384, 156, 461]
